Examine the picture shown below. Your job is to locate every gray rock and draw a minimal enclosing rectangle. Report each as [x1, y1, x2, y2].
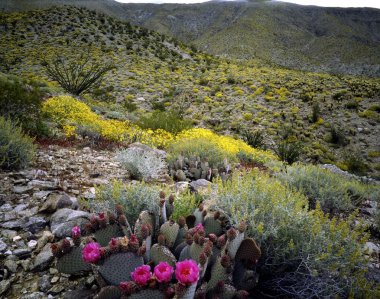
[31, 243, 54, 272]
[56, 193, 74, 209]
[0, 203, 13, 212]
[48, 285, 65, 295]
[190, 179, 212, 193]
[0, 219, 25, 229]
[20, 292, 45, 299]
[1, 229, 17, 239]
[18, 206, 39, 218]
[40, 193, 74, 213]
[51, 208, 90, 238]
[365, 242, 380, 258]
[20, 259, 30, 271]
[129, 142, 167, 159]
[4, 259, 18, 273]
[28, 180, 58, 190]
[13, 185, 34, 194]
[0, 211, 17, 222]
[50, 276, 59, 284]
[39, 274, 51, 292]
[13, 248, 31, 258]
[0, 279, 11, 296]
[28, 239, 38, 250]
[0, 238, 7, 252]
[14, 204, 28, 213]
[33, 190, 52, 200]
[24, 217, 47, 234]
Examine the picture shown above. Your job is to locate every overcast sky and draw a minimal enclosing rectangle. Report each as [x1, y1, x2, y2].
[115, 0, 380, 9]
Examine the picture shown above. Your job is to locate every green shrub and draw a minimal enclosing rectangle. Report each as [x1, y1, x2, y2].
[277, 164, 378, 213]
[343, 149, 368, 175]
[93, 180, 161, 226]
[311, 102, 320, 123]
[137, 111, 191, 134]
[0, 117, 36, 170]
[0, 73, 46, 136]
[214, 171, 377, 298]
[241, 129, 266, 149]
[274, 140, 302, 165]
[330, 125, 348, 146]
[171, 192, 202, 221]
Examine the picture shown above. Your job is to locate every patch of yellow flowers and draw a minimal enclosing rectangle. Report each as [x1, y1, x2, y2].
[43, 96, 275, 162]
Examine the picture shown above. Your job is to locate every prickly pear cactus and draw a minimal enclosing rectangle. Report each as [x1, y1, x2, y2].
[95, 224, 125, 247]
[99, 252, 144, 285]
[150, 243, 177, 267]
[207, 255, 231, 291]
[233, 260, 259, 291]
[203, 216, 222, 236]
[226, 228, 245, 260]
[56, 246, 91, 274]
[160, 221, 179, 248]
[129, 289, 165, 299]
[235, 238, 261, 266]
[94, 286, 122, 299]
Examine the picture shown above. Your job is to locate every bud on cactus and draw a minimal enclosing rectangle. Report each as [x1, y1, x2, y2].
[221, 254, 231, 268]
[238, 221, 247, 233]
[129, 234, 139, 252]
[186, 233, 193, 245]
[138, 244, 146, 257]
[160, 199, 166, 207]
[199, 252, 207, 266]
[204, 242, 213, 257]
[119, 236, 129, 251]
[61, 239, 71, 254]
[84, 223, 93, 234]
[141, 224, 151, 239]
[193, 233, 200, 244]
[51, 243, 60, 257]
[165, 287, 175, 299]
[108, 212, 117, 224]
[227, 227, 237, 241]
[118, 214, 127, 226]
[99, 247, 109, 259]
[98, 212, 107, 228]
[168, 194, 175, 204]
[109, 238, 119, 253]
[214, 211, 220, 220]
[90, 215, 99, 230]
[115, 204, 124, 216]
[158, 234, 166, 246]
[198, 235, 205, 246]
[208, 234, 217, 243]
[178, 216, 186, 228]
[159, 190, 166, 199]
[119, 281, 137, 295]
[217, 235, 226, 248]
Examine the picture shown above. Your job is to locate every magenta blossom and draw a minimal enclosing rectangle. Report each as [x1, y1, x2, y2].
[175, 260, 199, 285]
[194, 223, 204, 233]
[82, 242, 101, 263]
[131, 265, 152, 286]
[71, 226, 81, 238]
[154, 262, 174, 283]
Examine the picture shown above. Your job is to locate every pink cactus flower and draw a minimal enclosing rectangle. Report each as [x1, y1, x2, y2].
[154, 262, 174, 283]
[82, 242, 101, 263]
[71, 226, 81, 238]
[194, 223, 204, 233]
[131, 265, 152, 286]
[175, 260, 199, 285]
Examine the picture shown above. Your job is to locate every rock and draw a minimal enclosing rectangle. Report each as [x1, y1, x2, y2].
[0, 238, 7, 252]
[14, 204, 28, 213]
[0, 203, 13, 212]
[174, 181, 190, 195]
[13, 248, 31, 259]
[40, 192, 73, 213]
[13, 235, 22, 242]
[48, 285, 65, 295]
[31, 243, 54, 272]
[39, 274, 51, 292]
[24, 217, 47, 234]
[0, 211, 17, 222]
[20, 259, 30, 271]
[28, 180, 58, 190]
[50, 276, 59, 284]
[0, 279, 11, 296]
[365, 242, 380, 258]
[50, 208, 90, 238]
[128, 142, 167, 159]
[36, 231, 54, 252]
[20, 292, 46, 299]
[13, 185, 34, 194]
[28, 240, 38, 250]
[33, 190, 52, 200]
[4, 259, 18, 273]
[18, 206, 38, 218]
[1, 219, 25, 229]
[1, 229, 17, 239]
[190, 179, 212, 193]
[175, 170, 187, 181]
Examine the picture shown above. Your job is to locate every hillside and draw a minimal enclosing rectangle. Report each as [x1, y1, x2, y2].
[1, 0, 380, 76]
[0, 6, 379, 178]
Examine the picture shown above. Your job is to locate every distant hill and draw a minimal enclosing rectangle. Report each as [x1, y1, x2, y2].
[1, 0, 380, 76]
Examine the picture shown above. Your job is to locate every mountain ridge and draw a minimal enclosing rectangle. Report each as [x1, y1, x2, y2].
[1, 0, 380, 76]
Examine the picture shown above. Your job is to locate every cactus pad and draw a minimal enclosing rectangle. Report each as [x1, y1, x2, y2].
[95, 224, 125, 247]
[235, 238, 261, 266]
[94, 286, 122, 299]
[227, 232, 244, 260]
[189, 242, 203, 263]
[56, 246, 91, 274]
[233, 261, 259, 291]
[207, 257, 230, 291]
[150, 244, 176, 267]
[204, 216, 222, 236]
[99, 252, 144, 285]
[129, 289, 165, 299]
[160, 221, 179, 248]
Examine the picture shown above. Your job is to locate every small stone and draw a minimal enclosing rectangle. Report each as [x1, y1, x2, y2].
[0, 280, 11, 296]
[20, 292, 45, 299]
[39, 274, 51, 292]
[365, 242, 380, 258]
[33, 190, 51, 200]
[1, 219, 25, 229]
[86, 275, 95, 286]
[50, 276, 59, 284]
[1, 229, 17, 239]
[50, 208, 90, 238]
[0, 211, 17, 222]
[190, 179, 212, 193]
[28, 239, 38, 250]
[63, 289, 96, 299]
[24, 217, 47, 234]
[28, 180, 58, 190]
[13, 236, 22, 242]
[14, 204, 28, 213]
[0, 238, 7, 252]
[13, 248, 31, 259]
[31, 243, 54, 272]
[13, 185, 34, 194]
[20, 259, 30, 271]
[48, 285, 65, 295]
[36, 231, 54, 252]
[4, 259, 18, 273]
[49, 268, 58, 275]
[0, 203, 13, 212]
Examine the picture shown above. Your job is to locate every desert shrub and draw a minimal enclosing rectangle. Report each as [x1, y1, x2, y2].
[277, 164, 378, 213]
[215, 171, 377, 298]
[168, 137, 232, 168]
[311, 102, 320, 123]
[117, 147, 166, 181]
[0, 117, 36, 170]
[0, 73, 47, 136]
[137, 111, 191, 134]
[241, 129, 266, 149]
[171, 192, 202, 222]
[93, 180, 161, 226]
[330, 125, 348, 146]
[274, 140, 302, 165]
[343, 149, 369, 175]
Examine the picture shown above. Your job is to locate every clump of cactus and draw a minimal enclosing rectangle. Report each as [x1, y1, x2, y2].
[51, 191, 262, 298]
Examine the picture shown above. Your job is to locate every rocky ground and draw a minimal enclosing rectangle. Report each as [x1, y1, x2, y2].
[0, 144, 379, 299]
